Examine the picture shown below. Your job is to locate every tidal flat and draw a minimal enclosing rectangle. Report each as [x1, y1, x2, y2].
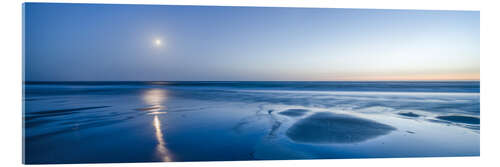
[23, 81, 480, 164]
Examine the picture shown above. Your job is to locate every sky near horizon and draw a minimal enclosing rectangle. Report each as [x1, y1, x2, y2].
[24, 3, 479, 81]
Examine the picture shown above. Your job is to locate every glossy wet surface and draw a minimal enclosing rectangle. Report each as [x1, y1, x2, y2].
[23, 82, 480, 164]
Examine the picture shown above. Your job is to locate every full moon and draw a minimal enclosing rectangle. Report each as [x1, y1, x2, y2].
[154, 39, 162, 46]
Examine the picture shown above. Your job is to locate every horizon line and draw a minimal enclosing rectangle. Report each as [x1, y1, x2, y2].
[24, 80, 480, 82]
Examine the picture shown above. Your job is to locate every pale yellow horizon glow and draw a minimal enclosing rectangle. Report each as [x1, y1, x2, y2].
[327, 73, 480, 81]
[266, 69, 480, 81]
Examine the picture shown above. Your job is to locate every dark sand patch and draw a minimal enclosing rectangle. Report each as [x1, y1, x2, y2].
[268, 120, 282, 138]
[25, 119, 53, 128]
[406, 130, 415, 134]
[437, 115, 480, 124]
[279, 109, 310, 117]
[24, 98, 42, 101]
[398, 112, 420, 117]
[31, 106, 111, 115]
[26, 116, 135, 141]
[24, 112, 75, 121]
[25, 106, 111, 121]
[134, 106, 161, 111]
[286, 112, 395, 144]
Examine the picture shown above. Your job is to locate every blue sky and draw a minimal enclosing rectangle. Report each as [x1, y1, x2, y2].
[24, 3, 479, 81]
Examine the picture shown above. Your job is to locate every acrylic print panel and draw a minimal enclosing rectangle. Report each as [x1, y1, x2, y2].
[23, 3, 479, 164]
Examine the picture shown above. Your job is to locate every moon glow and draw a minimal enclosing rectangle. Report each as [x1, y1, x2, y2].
[154, 39, 162, 46]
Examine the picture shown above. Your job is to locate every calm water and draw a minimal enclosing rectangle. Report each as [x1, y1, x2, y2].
[23, 81, 480, 164]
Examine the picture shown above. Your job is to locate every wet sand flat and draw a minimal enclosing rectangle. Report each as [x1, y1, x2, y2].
[23, 81, 480, 164]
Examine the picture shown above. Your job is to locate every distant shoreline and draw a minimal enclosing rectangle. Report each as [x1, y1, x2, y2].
[24, 80, 480, 83]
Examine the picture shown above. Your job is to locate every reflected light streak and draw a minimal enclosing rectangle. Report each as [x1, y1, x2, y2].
[142, 89, 171, 161]
[153, 115, 170, 162]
